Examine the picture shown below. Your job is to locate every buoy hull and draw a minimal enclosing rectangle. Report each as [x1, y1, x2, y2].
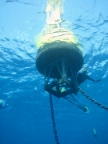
[36, 41, 83, 78]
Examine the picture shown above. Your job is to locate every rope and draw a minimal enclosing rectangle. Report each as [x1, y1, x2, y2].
[49, 93, 60, 144]
[78, 87, 108, 111]
[64, 96, 86, 111]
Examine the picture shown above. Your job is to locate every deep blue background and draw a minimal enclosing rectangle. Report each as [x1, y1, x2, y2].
[0, 0, 108, 144]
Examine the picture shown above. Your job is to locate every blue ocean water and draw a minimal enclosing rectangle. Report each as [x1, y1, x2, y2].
[0, 0, 108, 144]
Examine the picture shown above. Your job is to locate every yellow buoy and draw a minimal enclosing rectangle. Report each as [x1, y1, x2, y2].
[36, 0, 83, 97]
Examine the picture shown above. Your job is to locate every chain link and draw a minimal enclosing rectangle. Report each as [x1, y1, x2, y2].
[49, 93, 60, 144]
[78, 88, 108, 111]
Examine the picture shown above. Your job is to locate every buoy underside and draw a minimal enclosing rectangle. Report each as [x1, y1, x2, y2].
[36, 42, 83, 78]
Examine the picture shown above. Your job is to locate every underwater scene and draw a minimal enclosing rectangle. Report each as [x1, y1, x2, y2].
[0, 0, 108, 144]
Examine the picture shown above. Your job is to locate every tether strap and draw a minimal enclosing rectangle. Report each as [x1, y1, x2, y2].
[49, 93, 60, 144]
[78, 87, 108, 111]
[64, 96, 85, 111]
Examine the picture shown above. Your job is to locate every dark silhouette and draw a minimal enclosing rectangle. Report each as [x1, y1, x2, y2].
[45, 68, 101, 97]
[77, 69, 101, 85]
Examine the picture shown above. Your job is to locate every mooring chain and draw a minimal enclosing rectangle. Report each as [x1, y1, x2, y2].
[78, 88, 108, 111]
[49, 93, 60, 144]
